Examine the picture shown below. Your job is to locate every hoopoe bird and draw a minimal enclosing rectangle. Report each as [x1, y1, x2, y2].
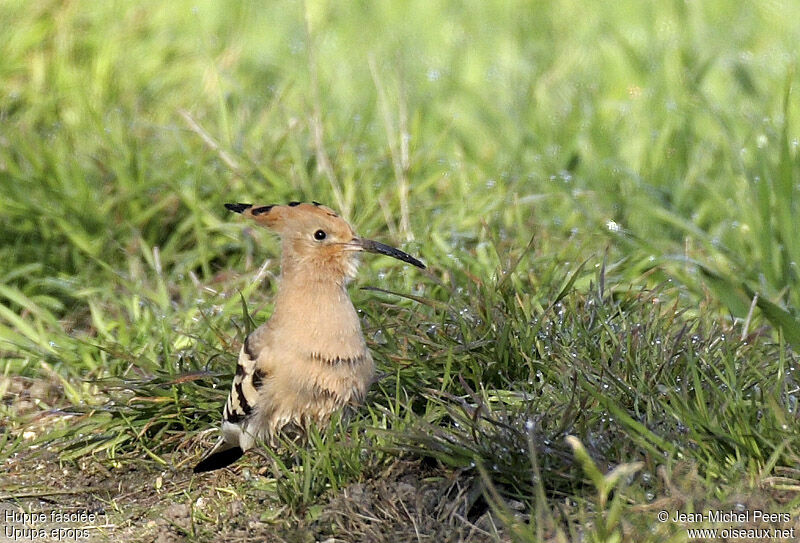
[193, 201, 425, 473]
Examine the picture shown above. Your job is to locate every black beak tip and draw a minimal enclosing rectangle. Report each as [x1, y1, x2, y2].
[360, 238, 426, 269]
[225, 203, 252, 214]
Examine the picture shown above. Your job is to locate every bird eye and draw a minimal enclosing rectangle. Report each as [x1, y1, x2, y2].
[313, 229, 327, 241]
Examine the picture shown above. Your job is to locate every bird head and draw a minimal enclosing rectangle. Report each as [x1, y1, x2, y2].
[225, 201, 425, 282]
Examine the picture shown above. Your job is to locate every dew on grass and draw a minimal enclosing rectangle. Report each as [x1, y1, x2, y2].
[372, 329, 387, 345]
[458, 307, 476, 323]
[525, 419, 536, 431]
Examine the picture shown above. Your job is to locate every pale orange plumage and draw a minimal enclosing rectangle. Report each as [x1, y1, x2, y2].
[194, 201, 424, 473]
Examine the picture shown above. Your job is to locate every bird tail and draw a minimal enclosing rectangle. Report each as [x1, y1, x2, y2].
[193, 438, 244, 473]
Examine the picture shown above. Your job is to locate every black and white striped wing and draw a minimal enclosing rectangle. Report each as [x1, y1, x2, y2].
[193, 337, 265, 473]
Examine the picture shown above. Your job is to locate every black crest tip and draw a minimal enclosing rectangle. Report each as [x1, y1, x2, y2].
[225, 203, 253, 214]
[251, 205, 274, 216]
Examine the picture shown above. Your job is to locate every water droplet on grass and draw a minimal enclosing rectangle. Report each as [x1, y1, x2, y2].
[525, 419, 535, 431]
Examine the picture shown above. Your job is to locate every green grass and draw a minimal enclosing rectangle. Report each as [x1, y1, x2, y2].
[2, 1, 800, 541]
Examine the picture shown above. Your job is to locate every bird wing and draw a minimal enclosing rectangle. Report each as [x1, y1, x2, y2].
[193, 333, 266, 473]
[222, 333, 264, 426]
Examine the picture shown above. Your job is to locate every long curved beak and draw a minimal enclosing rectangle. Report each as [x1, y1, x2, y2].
[354, 238, 426, 269]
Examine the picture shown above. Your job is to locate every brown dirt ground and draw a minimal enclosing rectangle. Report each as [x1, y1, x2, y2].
[2, 448, 507, 543]
[1, 375, 508, 542]
[4, 376, 800, 543]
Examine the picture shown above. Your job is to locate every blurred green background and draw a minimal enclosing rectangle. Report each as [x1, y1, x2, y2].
[2, 1, 800, 540]
[2, 1, 798, 332]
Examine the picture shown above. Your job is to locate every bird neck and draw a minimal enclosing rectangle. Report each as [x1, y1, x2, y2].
[274, 269, 351, 308]
[280, 245, 358, 287]
[269, 266, 367, 358]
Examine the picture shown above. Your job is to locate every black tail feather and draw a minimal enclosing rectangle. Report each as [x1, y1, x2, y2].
[193, 446, 244, 473]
